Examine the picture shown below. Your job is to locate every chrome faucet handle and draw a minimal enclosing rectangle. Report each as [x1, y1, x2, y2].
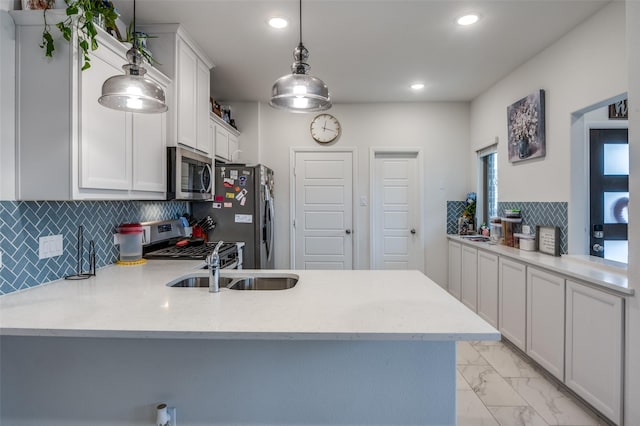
[208, 241, 224, 293]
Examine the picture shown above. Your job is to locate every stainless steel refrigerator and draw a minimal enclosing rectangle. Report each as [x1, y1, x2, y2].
[193, 164, 275, 269]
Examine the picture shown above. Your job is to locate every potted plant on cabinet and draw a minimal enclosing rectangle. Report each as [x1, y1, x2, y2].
[39, 0, 119, 70]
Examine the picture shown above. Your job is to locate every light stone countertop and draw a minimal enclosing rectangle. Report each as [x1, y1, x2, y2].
[0, 261, 500, 341]
[447, 235, 632, 295]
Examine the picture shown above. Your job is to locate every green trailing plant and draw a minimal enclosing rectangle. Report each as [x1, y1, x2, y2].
[121, 21, 158, 65]
[40, 0, 118, 70]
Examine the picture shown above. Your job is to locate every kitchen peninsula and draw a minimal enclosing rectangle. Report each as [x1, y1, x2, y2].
[0, 264, 498, 425]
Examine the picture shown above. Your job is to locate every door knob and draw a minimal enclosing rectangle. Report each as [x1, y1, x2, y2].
[410, 229, 416, 234]
[345, 229, 351, 235]
[592, 243, 604, 252]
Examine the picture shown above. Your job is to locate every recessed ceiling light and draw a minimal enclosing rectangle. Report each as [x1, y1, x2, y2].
[269, 17, 288, 29]
[457, 14, 479, 26]
[411, 83, 425, 90]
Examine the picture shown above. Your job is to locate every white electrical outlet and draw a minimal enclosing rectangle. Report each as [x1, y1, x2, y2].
[522, 225, 531, 235]
[39, 235, 63, 260]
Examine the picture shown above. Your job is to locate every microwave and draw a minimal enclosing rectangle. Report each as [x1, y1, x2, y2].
[167, 146, 213, 200]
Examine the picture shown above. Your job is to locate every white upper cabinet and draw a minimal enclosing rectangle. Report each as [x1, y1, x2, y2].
[211, 113, 241, 163]
[139, 24, 214, 155]
[132, 112, 166, 193]
[196, 60, 211, 154]
[11, 11, 170, 200]
[177, 38, 198, 149]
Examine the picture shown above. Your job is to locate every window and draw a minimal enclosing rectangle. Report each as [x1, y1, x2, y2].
[477, 145, 498, 224]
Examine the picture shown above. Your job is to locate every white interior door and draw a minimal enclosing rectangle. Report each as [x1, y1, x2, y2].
[372, 151, 424, 270]
[293, 151, 353, 269]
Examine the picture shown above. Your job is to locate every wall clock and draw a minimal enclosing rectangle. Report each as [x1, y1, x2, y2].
[310, 114, 341, 144]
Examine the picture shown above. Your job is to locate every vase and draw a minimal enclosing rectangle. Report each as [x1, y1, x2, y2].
[518, 139, 530, 159]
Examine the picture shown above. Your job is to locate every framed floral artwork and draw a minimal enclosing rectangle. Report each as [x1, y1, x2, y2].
[507, 89, 545, 162]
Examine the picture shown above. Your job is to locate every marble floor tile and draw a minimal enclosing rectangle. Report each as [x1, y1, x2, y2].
[459, 364, 528, 407]
[475, 343, 541, 378]
[507, 378, 600, 425]
[487, 406, 549, 426]
[458, 341, 490, 366]
[458, 389, 500, 426]
[471, 339, 504, 347]
[458, 370, 472, 391]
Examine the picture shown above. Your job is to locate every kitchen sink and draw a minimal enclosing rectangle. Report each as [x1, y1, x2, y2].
[227, 276, 298, 290]
[167, 274, 298, 290]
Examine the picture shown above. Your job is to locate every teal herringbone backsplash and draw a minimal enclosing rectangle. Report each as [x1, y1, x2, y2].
[0, 201, 187, 295]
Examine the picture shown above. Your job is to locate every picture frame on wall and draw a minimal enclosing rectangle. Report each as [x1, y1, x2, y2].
[507, 89, 546, 163]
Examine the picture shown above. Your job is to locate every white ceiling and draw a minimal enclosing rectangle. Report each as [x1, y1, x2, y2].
[114, 0, 610, 104]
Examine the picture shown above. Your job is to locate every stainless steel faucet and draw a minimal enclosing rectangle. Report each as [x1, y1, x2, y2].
[207, 241, 224, 293]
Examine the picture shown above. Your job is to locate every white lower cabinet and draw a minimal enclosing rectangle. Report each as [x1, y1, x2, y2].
[461, 245, 478, 311]
[447, 241, 462, 299]
[527, 267, 565, 380]
[499, 257, 527, 351]
[565, 281, 623, 424]
[477, 251, 499, 328]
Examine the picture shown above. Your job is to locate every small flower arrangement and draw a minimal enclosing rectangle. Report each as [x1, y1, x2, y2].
[508, 98, 538, 142]
[462, 192, 476, 218]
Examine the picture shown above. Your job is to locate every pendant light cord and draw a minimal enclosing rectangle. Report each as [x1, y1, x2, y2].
[299, 0, 302, 45]
[133, 0, 137, 44]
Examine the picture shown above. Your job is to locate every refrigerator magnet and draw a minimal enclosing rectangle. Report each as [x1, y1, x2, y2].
[234, 214, 253, 223]
[224, 202, 232, 208]
[236, 189, 248, 200]
[212, 203, 222, 209]
[230, 170, 239, 179]
[226, 193, 235, 199]
[223, 178, 234, 187]
[240, 197, 247, 206]
[239, 176, 247, 186]
[214, 195, 224, 202]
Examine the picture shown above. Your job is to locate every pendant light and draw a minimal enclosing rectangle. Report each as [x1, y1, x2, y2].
[269, 0, 331, 112]
[98, 0, 167, 113]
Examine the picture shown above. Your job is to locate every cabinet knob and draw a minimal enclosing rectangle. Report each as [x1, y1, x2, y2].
[345, 229, 351, 235]
[592, 243, 604, 253]
[410, 229, 416, 234]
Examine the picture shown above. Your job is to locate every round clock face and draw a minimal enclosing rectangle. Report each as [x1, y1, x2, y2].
[310, 114, 341, 144]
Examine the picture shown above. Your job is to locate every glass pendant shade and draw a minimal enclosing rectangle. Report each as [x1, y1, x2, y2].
[98, 0, 167, 114]
[270, 73, 330, 112]
[269, 0, 331, 113]
[99, 48, 167, 113]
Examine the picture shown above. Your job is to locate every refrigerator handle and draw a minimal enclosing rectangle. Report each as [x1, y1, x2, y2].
[262, 184, 274, 262]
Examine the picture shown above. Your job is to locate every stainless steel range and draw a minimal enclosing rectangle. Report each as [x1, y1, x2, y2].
[142, 220, 243, 269]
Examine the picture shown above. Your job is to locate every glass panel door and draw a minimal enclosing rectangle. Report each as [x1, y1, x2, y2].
[589, 128, 628, 262]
